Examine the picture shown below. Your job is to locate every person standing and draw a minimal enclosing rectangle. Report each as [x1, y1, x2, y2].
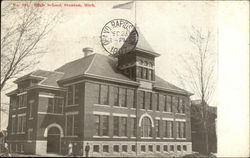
[68, 142, 73, 157]
[85, 142, 90, 157]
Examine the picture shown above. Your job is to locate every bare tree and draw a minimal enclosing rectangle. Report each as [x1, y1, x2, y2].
[1, 1, 62, 129]
[176, 26, 216, 155]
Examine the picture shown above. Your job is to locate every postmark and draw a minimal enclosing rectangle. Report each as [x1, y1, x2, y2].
[101, 19, 138, 57]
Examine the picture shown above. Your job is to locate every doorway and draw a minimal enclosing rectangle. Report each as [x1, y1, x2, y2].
[47, 127, 61, 153]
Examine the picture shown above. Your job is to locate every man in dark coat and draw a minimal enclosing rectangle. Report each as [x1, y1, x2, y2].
[85, 142, 90, 157]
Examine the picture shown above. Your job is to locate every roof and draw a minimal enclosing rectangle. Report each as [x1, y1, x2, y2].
[135, 27, 160, 57]
[14, 70, 64, 88]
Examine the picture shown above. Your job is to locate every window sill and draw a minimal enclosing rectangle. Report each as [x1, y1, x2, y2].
[94, 104, 110, 107]
[130, 136, 136, 139]
[162, 111, 173, 114]
[29, 117, 34, 120]
[176, 138, 187, 140]
[163, 137, 174, 140]
[176, 113, 186, 115]
[141, 137, 153, 139]
[93, 136, 110, 138]
[65, 104, 79, 107]
[113, 106, 129, 109]
[18, 107, 27, 109]
[113, 136, 128, 138]
[64, 136, 78, 138]
[155, 137, 161, 139]
[38, 112, 63, 115]
[16, 132, 25, 134]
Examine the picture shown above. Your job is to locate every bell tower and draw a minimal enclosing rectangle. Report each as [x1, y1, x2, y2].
[117, 28, 160, 89]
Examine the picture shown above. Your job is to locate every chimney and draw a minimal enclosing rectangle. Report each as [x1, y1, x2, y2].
[82, 47, 93, 57]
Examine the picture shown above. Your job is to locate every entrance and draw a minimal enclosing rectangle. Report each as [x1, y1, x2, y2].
[47, 127, 61, 153]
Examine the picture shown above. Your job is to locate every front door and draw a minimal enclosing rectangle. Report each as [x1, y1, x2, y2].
[47, 127, 61, 153]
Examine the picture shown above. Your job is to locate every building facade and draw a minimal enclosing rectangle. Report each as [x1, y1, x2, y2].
[6, 34, 193, 157]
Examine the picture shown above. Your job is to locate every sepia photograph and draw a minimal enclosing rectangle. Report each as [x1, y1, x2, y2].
[0, 0, 249, 157]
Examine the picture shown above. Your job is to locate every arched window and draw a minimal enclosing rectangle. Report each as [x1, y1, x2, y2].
[141, 117, 152, 137]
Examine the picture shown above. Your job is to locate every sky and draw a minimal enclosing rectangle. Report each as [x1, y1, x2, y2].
[1, 0, 218, 129]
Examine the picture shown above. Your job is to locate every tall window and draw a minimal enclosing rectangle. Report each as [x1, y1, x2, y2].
[176, 122, 186, 138]
[113, 87, 119, 106]
[10, 98, 17, 109]
[17, 114, 26, 133]
[145, 92, 152, 110]
[48, 97, 64, 114]
[11, 116, 17, 134]
[177, 98, 185, 113]
[148, 69, 152, 80]
[67, 86, 73, 105]
[127, 89, 135, 108]
[66, 113, 78, 136]
[100, 85, 109, 105]
[153, 93, 159, 111]
[67, 84, 80, 105]
[159, 94, 165, 111]
[119, 88, 126, 107]
[94, 115, 100, 136]
[137, 67, 143, 78]
[27, 129, 33, 140]
[29, 100, 34, 119]
[19, 93, 27, 108]
[142, 68, 147, 79]
[173, 97, 178, 112]
[102, 115, 109, 136]
[167, 96, 172, 112]
[155, 119, 160, 137]
[131, 118, 136, 137]
[121, 117, 127, 136]
[166, 121, 173, 138]
[141, 117, 152, 137]
[139, 91, 145, 109]
[164, 95, 167, 112]
[113, 116, 119, 136]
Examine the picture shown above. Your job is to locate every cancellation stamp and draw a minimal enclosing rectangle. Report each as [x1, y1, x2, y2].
[101, 19, 138, 56]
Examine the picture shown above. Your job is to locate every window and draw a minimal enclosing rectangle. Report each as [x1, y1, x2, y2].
[155, 119, 160, 137]
[19, 93, 27, 108]
[178, 98, 185, 113]
[159, 94, 166, 111]
[164, 145, 168, 152]
[17, 114, 26, 133]
[28, 129, 33, 140]
[156, 145, 160, 152]
[21, 144, 24, 153]
[113, 145, 119, 152]
[103, 145, 109, 152]
[67, 86, 73, 105]
[142, 68, 147, 79]
[10, 98, 17, 109]
[137, 67, 143, 78]
[74, 84, 80, 104]
[95, 115, 100, 136]
[141, 117, 152, 137]
[113, 87, 119, 106]
[113, 116, 119, 136]
[66, 113, 78, 136]
[145, 92, 152, 110]
[141, 145, 146, 152]
[119, 88, 126, 107]
[152, 93, 159, 111]
[93, 145, 99, 152]
[148, 69, 152, 80]
[139, 91, 145, 109]
[183, 145, 187, 151]
[11, 116, 17, 134]
[170, 145, 174, 152]
[102, 115, 109, 136]
[172, 96, 178, 112]
[127, 89, 135, 108]
[48, 97, 64, 114]
[177, 122, 186, 138]
[28, 100, 34, 119]
[131, 118, 136, 137]
[167, 96, 172, 112]
[121, 117, 127, 136]
[100, 85, 109, 105]
[122, 145, 127, 152]
[148, 145, 153, 152]
[166, 121, 173, 138]
[177, 145, 181, 151]
[131, 145, 136, 152]
[67, 84, 80, 105]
